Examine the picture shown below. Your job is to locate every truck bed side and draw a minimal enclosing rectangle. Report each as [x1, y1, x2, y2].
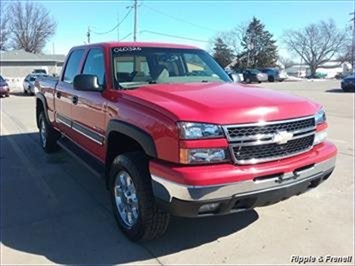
[35, 76, 59, 124]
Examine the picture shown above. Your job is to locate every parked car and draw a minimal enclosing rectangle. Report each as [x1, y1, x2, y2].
[0, 75, 10, 97]
[225, 68, 243, 83]
[259, 68, 287, 82]
[341, 74, 355, 92]
[242, 69, 268, 83]
[23, 73, 49, 94]
[306, 72, 327, 79]
[36, 42, 336, 241]
[32, 69, 47, 74]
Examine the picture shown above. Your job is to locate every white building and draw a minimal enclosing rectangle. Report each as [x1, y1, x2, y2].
[0, 50, 65, 90]
[285, 61, 352, 78]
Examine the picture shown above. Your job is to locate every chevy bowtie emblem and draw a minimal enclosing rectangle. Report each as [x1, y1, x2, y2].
[273, 131, 293, 144]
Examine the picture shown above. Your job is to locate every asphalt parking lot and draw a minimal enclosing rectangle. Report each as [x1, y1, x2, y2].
[0, 80, 354, 265]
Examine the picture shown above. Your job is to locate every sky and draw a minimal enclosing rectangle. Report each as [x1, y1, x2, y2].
[5, 0, 354, 59]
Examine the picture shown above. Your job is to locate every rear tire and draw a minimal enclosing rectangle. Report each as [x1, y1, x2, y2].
[245, 78, 251, 83]
[342, 86, 353, 92]
[109, 152, 170, 242]
[38, 112, 60, 153]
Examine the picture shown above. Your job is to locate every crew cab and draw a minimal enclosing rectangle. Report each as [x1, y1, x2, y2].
[35, 42, 337, 241]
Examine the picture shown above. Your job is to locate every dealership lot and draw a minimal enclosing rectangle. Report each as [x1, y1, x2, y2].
[0, 80, 353, 265]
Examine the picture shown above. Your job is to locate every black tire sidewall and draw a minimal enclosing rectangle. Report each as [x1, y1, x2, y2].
[109, 153, 148, 241]
[38, 112, 59, 152]
[39, 113, 48, 150]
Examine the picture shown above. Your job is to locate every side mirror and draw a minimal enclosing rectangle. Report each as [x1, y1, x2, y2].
[73, 74, 102, 92]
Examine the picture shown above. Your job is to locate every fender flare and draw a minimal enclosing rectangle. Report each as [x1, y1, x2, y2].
[35, 93, 50, 127]
[105, 120, 157, 158]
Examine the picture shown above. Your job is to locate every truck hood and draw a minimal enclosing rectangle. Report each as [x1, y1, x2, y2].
[124, 82, 321, 124]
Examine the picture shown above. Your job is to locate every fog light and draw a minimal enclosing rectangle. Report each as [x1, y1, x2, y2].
[180, 148, 230, 164]
[198, 203, 220, 214]
[314, 131, 327, 145]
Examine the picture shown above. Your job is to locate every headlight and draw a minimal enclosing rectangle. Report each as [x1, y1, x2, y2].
[180, 148, 230, 164]
[315, 108, 326, 124]
[314, 108, 327, 145]
[178, 122, 224, 139]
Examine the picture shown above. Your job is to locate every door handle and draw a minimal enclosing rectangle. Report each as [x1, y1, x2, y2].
[56, 91, 61, 98]
[72, 95, 78, 105]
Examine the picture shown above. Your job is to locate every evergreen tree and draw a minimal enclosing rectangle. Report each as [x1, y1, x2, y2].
[236, 17, 278, 68]
[212, 38, 234, 68]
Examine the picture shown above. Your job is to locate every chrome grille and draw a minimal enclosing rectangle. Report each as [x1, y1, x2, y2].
[223, 116, 316, 164]
[225, 117, 315, 141]
[232, 135, 314, 163]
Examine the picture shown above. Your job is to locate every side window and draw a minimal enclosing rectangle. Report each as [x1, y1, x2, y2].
[82, 48, 105, 86]
[184, 53, 213, 76]
[63, 49, 85, 83]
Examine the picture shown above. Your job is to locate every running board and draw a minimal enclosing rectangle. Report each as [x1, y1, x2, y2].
[57, 137, 105, 179]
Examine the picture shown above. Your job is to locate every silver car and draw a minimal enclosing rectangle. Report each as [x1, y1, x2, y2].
[23, 74, 48, 95]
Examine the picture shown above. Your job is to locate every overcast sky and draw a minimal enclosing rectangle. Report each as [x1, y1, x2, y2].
[14, 0, 354, 59]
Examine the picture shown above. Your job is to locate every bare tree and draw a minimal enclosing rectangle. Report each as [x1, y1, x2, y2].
[208, 23, 247, 57]
[283, 20, 347, 77]
[278, 56, 296, 69]
[219, 23, 247, 56]
[8, 1, 57, 53]
[337, 28, 353, 67]
[0, 2, 10, 50]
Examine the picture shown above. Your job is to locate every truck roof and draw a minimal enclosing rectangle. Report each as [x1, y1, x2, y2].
[71, 42, 200, 50]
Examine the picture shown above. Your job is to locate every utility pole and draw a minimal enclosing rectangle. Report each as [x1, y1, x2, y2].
[351, 12, 355, 72]
[117, 12, 120, 41]
[133, 0, 138, 42]
[87, 26, 91, 44]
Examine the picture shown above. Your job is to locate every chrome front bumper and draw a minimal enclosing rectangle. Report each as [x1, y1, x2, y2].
[151, 157, 336, 203]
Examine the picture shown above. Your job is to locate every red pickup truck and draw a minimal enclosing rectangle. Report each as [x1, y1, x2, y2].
[35, 42, 337, 241]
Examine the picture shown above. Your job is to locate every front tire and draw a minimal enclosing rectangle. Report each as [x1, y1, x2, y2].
[38, 112, 60, 153]
[109, 152, 170, 242]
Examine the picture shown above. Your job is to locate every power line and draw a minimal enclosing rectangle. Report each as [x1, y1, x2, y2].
[140, 30, 211, 43]
[91, 7, 133, 35]
[119, 32, 133, 41]
[142, 4, 217, 33]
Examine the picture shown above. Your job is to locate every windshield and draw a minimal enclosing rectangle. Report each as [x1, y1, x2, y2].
[111, 47, 231, 89]
[249, 69, 261, 74]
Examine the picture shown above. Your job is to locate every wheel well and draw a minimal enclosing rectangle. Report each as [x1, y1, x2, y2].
[105, 131, 145, 187]
[36, 98, 44, 128]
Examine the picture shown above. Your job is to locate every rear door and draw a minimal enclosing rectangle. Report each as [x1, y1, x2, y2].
[55, 49, 85, 136]
[70, 47, 107, 160]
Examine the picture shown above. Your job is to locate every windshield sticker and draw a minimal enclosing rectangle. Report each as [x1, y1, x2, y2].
[113, 47, 142, 53]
